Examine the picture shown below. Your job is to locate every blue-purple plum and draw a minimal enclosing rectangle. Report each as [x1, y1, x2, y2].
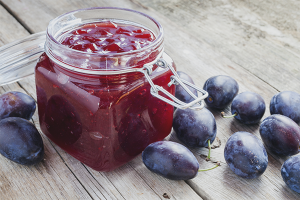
[203, 75, 239, 110]
[270, 91, 300, 124]
[0, 91, 36, 120]
[260, 114, 300, 156]
[281, 154, 300, 193]
[231, 91, 265, 124]
[142, 141, 199, 180]
[175, 71, 198, 104]
[173, 107, 217, 147]
[224, 131, 268, 179]
[0, 117, 44, 165]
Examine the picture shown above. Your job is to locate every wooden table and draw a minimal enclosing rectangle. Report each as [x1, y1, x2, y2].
[0, 0, 300, 199]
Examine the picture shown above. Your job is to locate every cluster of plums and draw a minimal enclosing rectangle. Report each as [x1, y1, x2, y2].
[0, 91, 44, 165]
[142, 72, 300, 194]
[2, 74, 299, 193]
[143, 72, 222, 180]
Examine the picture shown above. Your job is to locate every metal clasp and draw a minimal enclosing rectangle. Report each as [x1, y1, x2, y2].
[140, 58, 208, 110]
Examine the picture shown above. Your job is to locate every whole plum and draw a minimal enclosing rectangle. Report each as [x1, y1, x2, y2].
[0, 91, 36, 120]
[173, 107, 217, 148]
[175, 71, 198, 104]
[203, 75, 239, 110]
[142, 141, 199, 180]
[0, 117, 44, 165]
[259, 114, 300, 156]
[224, 131, 268, 179]
[270, 91, 300, 124]
[281, 154, 300, 193]
[44, 95, 82, 145]
[118, 113, 150, 157]
[227, 91, 266, 124]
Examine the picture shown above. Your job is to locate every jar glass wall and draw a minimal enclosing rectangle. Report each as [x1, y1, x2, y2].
[35, 7, 176, 171]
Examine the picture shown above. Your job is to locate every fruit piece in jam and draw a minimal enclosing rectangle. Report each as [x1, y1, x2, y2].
[35, 20, 175, 171]
[60, 21, 155, 53]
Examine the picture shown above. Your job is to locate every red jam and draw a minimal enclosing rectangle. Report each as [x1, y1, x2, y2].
[60, 21, 155, 54]
[35, 21, 175, 171]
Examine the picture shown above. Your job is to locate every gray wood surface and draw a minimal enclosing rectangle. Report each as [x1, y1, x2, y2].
[0, 0, 300, 199]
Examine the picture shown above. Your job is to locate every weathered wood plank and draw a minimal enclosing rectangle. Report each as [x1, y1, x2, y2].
[0, 0, 203, 199]
[0, 7, 28, 43]
[230, 0, 300, 42]
[136, 0, 300, 93]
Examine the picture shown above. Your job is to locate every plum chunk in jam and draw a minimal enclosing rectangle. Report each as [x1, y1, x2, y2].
[35, 20, 175, 172]
[60, 21, 155, 53]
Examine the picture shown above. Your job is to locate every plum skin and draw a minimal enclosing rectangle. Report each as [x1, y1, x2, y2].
[281, 154, 300, 193]
[0, 91, 36, 120]
[224, 131, 268, 179]
[203, 75, 239, 110]
[270, 91, 300, 124]
[259, 114, 300, 156]
[0, 117, 44, 165]
[142, 141, 199, 180]
[175, 71, 198, 104]
[173, 108, 217, 147]
[231, 91, 266, 124]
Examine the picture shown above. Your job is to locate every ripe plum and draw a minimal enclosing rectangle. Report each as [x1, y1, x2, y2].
[259, 114, 300, 156]
[44, 95, 82, 145]
[224, 131, 268, 179]
[142, 141, 199, 180]
[174, 71, 198, 104]
[222, 91, 265, 124]
[118, 113, 150, 156]
[0, 91, 36, 120]
[270, 91, 300, 124]
[0, 117, 44, 165]
[203, 75, 239, 110]
[173, 108, 217, 148]
[281, 154, 300, 193]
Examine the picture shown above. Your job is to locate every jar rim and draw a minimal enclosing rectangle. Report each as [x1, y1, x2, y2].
[47, 7, 163, 58]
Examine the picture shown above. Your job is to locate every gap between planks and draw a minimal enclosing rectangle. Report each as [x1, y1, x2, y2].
[0, 0, 34, 34]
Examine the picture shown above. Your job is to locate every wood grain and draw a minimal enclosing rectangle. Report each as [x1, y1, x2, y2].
[0, 0, 203, 200]
[136, 0, 300, 93]
[1, 0, 300, 199]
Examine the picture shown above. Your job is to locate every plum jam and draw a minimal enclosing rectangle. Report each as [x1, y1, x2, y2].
[60, 21, 155, 54]
[35, 8, 176, 171]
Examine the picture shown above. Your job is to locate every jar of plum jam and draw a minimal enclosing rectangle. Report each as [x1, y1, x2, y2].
[34, 7, 207, 171]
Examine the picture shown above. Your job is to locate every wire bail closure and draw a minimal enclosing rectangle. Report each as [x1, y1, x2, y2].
[140, 58, 208, 110]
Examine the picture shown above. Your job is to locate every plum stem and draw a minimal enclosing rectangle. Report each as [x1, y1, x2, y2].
[198, 162, 220, 172]
[206, 140, 211, 160]
[221, 112, 237, 118]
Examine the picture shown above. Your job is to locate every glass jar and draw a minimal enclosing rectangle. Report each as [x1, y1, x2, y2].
[36, 7, 179, 171]
[0, 7, 207, 172]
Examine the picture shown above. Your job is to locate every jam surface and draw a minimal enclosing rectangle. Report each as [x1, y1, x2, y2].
[36, 21, 175, 171]
[60, 21, 155, 53]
